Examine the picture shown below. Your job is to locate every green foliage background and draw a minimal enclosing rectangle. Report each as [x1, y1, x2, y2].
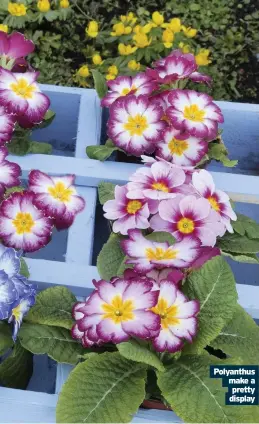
[0, 0, 258, 101]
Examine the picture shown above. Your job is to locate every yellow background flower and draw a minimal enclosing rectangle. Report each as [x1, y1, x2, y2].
[106, 64, 118, 80]
[133, 33, 151, 48]
[118, 43, 137, 55]
[167, 18, 181, 33]
[182, 26, 197, 38]
[152, 11, 164, 27]
[178, 42, 191, 53]
[128, 60, 140, 71]
[60, 0, 69, 8]
[0, 24, 8, 33]
[77, 65, 90, 78]
[195, 49, 211, 66]
[37, 0, 50, 13]
[8, 2, 27, 16]
[86, 21, 99, 38]
[162, 28, 174, 48]
[111, 22, 132, 36]
[92, 53, 103, 65]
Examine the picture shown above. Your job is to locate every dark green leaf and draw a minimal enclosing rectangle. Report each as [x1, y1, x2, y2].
[118, 340, 165, 371]
[217, 233, 259, 254]
[0, 322, 13, 356]
[233, 213, 259, 239]
[222, 251, 259, 264]
[92, 69, 108, 98]
[98, 182, 116, 205]
[29, 141, 52, 154]
[97, 233, 126, 280]
[86, 144, 119, 161]
[0, 342, 32, 389]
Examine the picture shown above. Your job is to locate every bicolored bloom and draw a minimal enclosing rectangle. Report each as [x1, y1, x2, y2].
[126, 161, 186, 214]
[151, 280, 199, 352]
[156, 126, 208, 166]
[0, 105, 16, 145]
[192, 169, 237, 232]
[0, 147, 21, 194]
[101, 73, 158, 107]
[107, 95, 165, 156]
[103, 184, 153, 235]
[121, 229, 201, 272]
[0, 32, 34, 69]
[0, 69, 50, 125]
[188, 71, 212, 86]
[146, 268, 184, 289]
[151, 195, 225, 247]
[72, 278, 160, 345]
[167, 89, 224, 140]
[140, 155, 195, 184]
[9, 287, 36, 340]
[150, 91, 171, 124]
[28, 171, 85, 230]
[0, 191, 53, 252]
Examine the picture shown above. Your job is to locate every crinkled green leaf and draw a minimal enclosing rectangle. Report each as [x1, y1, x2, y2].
[0, 322, 13, 356]
[0, 342, 32, 389]
[217, 233, 259, 254]
[233, 213, 259, 239]
[56, 352, 146, 423]
[86, 144, 119, 161]
[183, 256, 238, 353]
[92, 69, 108, 98]
[98, 182, 116, 205]
[222, 250, 259, 264]
[146, 231, 175, 244]
[118, 340, 165, 372]
[20, 257, 30, 278]
[8, 135, 31, 156]
[29, 141, 52, 154]
[208, 143, 237, 167]
[19, 323, 83, 364]
[97, 233, 127, 280]
[211, 305, 259, 364]
[157, 355, 259, 423]
[25, 286, 76, 329]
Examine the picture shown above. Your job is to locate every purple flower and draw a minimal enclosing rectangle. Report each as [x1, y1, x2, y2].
[0, 32, 34, 70]
[0, 147, 21, 194]
[0, 105, 16, 145]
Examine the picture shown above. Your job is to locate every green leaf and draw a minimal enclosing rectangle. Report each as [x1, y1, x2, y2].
[97, 233, 127, 280]
[20, 257, 30, 278]
[86, 144, 119, 161]
[0, 342, 33, 389]
[183, 256, 238, 353]
[157, 355, 259, 423]
[8, 135, 31, 156]
[233, 213, 259, 239]
[118, 340, 165, 372]
[190, 3, 201, 10]
[4, 186, 24, 199]
[19, 323, 84, 364]
[29, 141, 53, 155]
[25, 286, 76, 330]
[211, 305, 259, 364]
[0, 322, 13, 356]
[92, 69, 108, 99]
[35, 109, 56, 129]
[98, 182, 116, 205]
[146, 231, 175, 244]
[56, 352, 146, 423]
[222, 250, 259, 264]
[208, 143, 237, 168]
[217, 233, 259, 254]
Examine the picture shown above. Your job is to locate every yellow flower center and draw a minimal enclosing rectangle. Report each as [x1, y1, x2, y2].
[208, 196, 220, 212]
[10, 78, 35, 99]
[145, 247, 178, 261]
[102, 295, 134, 324]
[48, 182, 73, 202]
[126, 200, 142, 215]
[177, 217, 195, 234]
[12, 212, 35, 235]
[168, 138, 189, 156]
[124, 114, 148, 136]
[151, 298, 179, 329]
[11, 303, 22, 321]
[151, 182, 169, 192]
[183, 104, 206, 122]
[121, 85, 137, 96]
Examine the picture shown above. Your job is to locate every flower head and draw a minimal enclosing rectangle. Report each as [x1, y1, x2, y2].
[121, 229, 201, 272]
[162, 28, 174, 48]
[0, 32, 34, 63]
[0, 191, 53, 252]
[152, 11, 164, 27]
[0, 25, 8, 33]
[167, 18, 181, 33]
[103, 184, 153, 235]
[195, 49, 211, 66]
[0, 105, 16, 145]
[128, 60, 140, 71]
[60, 0, 69, 8]
[107, 95, 165, 156]
[192, 169, 237, 232]
[105, 64, 118, 81]
[118, 43, 137, 56]
[92, 53, 102, 65]
[167, 89, 224, 140]
[28, 171, 85, 230]
[133, 33, 152, 48]
[8, 3, 27, 16]
[0, 147, 21, 194]
[72, 277, 160, 346]
[133, 24, 153, 34]
[0, 69, 50, 125]
[182, 26, 197, 38]
[156, 127, 208, 166]
[37, 0, 50, 12]
[77, 65, 89, 78]
[111, 22, 132, 36]
[151, 280, 199, 352]
[86, 21, 98, 38]
[178, 42, 191, 54]
[101, 73, 157, 107]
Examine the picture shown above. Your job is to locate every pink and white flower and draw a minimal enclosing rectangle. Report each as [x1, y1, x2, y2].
[0, 191, 53, 252]
[150, 91, 171, 124]
[156, 126, 208, 166]
[0, 32, 34, 68]
[189, 71, 212, 86]
[167, 89, 224, 140]
[151, 195, 225, 247]
[72, 278, 160, 345]
[72, 302, 103, 348]
[146, 268, 184, 289]
[107, 95, 166, 156]
[121, 229, 201, 272]
[0, 69, 50, 125]
[126, 161, 186, 212]
[0, 105, 16, 145]
[151, 280, 199, 352]
[192, 169, 237, 232]
[101, 73, 158, 107]
[28, 171, 85, 230]
[0, 147, 21, 194]
[103, 184, 153, 235]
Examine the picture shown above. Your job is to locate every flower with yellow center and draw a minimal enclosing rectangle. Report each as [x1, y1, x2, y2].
[0, 24, 8, 33]
[102, 295, 134, 324]
[111, 22, 126, 36]
[151, 298, 179, 329]
[195, 49, 211, 66]
[107, 64, 118, 76]
[92, 53, 103, 65]
[127, 60, 140, 71]
[86, 21, 98, 38]
[60, 0, 69, 8]
[145, 247, 178, 261]
[167, 18, 181, 33]
[133, 23, 153, 34]
[126, 200, 143, 214]
[8, 2, 27, 16]
[177, 217, 195, 234]
[12, 212, 35, 235]
[37, 0, 50, 12]
[182, 26, 197, 38]
[162, 28, 174, 48]
[118, 43, 137, 56]
[178, 42, 191, 54]
[207, 196, 220, 212]
[77, 65, 90, 78]
[183, 104, 205, 122]
[168, 138, 189, 156]
[152, 11, 164, 27]
[151, 182, 169, 192]
[10, 78, 35, 99]
[124, 114, 148, 136]
[48, 182, 73, 202]
[133, 33, 152, 48]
